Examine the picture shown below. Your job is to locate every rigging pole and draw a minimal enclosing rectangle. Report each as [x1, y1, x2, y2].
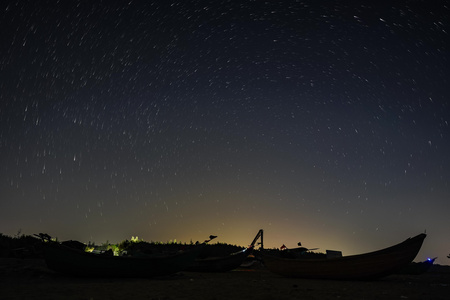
[250, 229, 264, 249]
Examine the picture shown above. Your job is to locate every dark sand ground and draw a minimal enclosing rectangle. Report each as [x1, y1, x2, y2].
[1, 258, 449, 300]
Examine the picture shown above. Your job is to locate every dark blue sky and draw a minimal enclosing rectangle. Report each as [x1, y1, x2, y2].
[1, 1, 449, 262]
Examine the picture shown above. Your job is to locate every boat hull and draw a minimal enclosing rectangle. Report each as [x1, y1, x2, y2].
[43, 242, 202, 277]
[186, 248, 250, 272]
[261, 233, 426, 280]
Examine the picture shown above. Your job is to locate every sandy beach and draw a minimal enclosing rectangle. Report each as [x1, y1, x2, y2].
[1, 258, 449, 300]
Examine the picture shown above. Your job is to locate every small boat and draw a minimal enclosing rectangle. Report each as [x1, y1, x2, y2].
[185, 247, 252, 272]
[396, 257, 437, 275]
[185, 229, 264, 272]
[40, 236, 204, 277]
[261, 233, 426, 280]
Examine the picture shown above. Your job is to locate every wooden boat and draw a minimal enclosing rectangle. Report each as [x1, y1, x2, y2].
[41, 240, 203, 277]
[396, 257, 436, 275]
[185, 229, 263, 272]
[261, 233, 426, 280]
[185, 247, 252, 272]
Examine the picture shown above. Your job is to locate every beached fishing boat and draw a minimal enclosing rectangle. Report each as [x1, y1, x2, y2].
[185, 229, 263, 272]
[261, 233, 426, 280]
[40, 237, 204, 277]
[396, 257, 436, 275]
[185, 247, 252, 272]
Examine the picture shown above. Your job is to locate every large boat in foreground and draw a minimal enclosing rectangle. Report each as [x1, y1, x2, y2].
[261, 233, 426, 280]
[39, 234, 205, 277]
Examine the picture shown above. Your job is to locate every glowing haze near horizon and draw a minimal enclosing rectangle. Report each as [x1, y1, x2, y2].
[1, 1, 449, 263]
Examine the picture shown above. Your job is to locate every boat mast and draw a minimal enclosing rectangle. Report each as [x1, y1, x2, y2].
[251, 229, 264, 249]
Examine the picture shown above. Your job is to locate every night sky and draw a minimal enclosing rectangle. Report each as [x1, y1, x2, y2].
[1, 1, 449, 263]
